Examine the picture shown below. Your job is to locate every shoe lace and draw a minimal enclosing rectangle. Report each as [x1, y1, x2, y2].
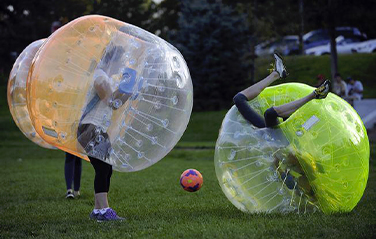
[268, 61, 288, 76]
[267, 63, 275, 74]
[317, 81, 329, 94]
[316, 86, 324, 93]
[105, 209, 117, 219]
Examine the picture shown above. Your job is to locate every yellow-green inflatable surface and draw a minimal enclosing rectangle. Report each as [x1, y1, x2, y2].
[215, 83, 369, 213]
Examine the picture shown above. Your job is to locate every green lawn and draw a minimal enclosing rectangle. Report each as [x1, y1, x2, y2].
[1, 53, 376, 238]
[1, 106, 376, 238]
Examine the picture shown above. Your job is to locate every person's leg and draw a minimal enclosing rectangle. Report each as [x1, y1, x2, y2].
[264, 80, 331, 126]
[89, 156, 112, 209]
[272, 92, 316, 118]
[234, 72, 280, 128]
[78, 124, 122, 221]
[94, 192, 109, 209]
[93, 165, 111, 209]
[64, 153, 75, 198]
[239, 51, 287, 100]
[239, 71, 279, 101]
[264, 107, 281, 128]
[106, 166, 113, 194]
[73, 156, 82, 194]
[234, 52, 288, 128]
[89, 156, 123, 221]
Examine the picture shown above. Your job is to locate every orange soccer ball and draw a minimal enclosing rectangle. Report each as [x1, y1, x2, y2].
[180, 169, 203, 192]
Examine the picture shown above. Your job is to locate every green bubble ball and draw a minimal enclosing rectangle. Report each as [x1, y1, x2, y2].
[215, 83, 369, 214]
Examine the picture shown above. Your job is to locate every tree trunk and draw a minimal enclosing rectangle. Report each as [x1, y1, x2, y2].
[249, 42, 255, 83]
[299, 0, 304, 55]
[249, 0, 257, 84]
[329, 26, 338, 79]
[328, 0, 338, 79]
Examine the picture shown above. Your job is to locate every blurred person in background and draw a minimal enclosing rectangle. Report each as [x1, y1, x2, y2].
[346, 76, 363, 105]
[332, 73, 347, 98]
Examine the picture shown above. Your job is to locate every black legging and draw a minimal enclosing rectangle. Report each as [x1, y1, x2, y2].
[76, 123, 113, 194]
[233, 93, 280, 128]
[89, 156, 113, 193]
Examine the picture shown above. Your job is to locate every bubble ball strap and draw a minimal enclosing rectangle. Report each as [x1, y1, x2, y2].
[118, 67, 137, 94]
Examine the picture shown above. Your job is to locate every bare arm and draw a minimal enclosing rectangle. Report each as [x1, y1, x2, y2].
[93, 69, 131, 108]
[94, 75, 112, 100]
[95, 80, 131, 108]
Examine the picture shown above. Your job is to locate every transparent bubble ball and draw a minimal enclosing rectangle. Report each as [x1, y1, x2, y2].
[27, 15, 193, 172]
[7, 39, 55, 149]
[215, 83, 369, 214]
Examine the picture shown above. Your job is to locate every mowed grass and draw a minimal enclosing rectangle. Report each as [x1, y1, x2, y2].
[1, 52, 376, 237]
[1, 103, 376, 238]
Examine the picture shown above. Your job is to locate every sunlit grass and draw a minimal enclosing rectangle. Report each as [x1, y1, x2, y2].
[0, 108, 375, 238]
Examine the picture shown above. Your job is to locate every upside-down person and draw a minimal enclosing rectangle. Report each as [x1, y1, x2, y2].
[233, 52, 330, 197]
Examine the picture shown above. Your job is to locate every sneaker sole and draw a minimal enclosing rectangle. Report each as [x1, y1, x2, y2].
[274, 51, 284, 60]
[96, 218, 125, 222]
[274, 51, 288, 79]
[282, 71, 287, 79]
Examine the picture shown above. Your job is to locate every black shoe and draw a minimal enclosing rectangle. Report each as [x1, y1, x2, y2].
[65, 189, 74, 199]
[314, 80, 331, 99]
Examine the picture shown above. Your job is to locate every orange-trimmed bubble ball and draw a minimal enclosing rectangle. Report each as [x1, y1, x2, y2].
[180, 169, 203, 192]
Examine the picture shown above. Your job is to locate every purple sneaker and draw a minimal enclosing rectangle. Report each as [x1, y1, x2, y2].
[96, 208, 125, 222]
[89, 211, 99, 220]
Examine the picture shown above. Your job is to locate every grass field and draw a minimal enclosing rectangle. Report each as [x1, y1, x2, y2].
[1, 103, 376, 238]
[1, 53, 376, 238]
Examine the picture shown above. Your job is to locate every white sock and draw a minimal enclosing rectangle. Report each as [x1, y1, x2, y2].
[99, 207, 110, 215]
[93, 209, 101, 214]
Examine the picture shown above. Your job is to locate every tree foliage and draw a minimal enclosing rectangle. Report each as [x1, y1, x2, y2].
[1, 0, 376, 109]
[0, 0, 93, 75]
[303, 0, 376, 38]
[302, 0, 376, 77]
[92, 0, 155, 30]
[147, 0, 180, 40]
[172, 0, 251, 110]
[0, 0, 155, 76]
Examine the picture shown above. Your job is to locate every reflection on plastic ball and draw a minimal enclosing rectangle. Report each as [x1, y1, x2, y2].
[27, 15, 193, 172]
[7, 39, 54, 149]
[215, 83, 369, 214]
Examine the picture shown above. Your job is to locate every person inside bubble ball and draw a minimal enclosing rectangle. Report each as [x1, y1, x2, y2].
[233, 52, 330, 198]
[77, 44, 137, 222]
